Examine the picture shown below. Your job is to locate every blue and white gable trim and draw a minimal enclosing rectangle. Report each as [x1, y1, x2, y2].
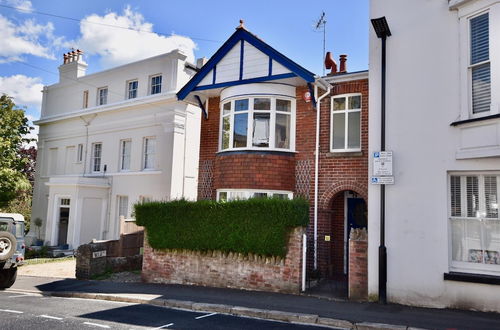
[177, 26, 316, 102]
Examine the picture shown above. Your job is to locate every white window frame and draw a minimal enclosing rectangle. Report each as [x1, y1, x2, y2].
[448, 171, 500, 276]
[127, 80, 138, 99]
[150, 74, 162, 95]
[91, 142, 102, 173]
[468, 11, 491, 116]
[216, 189, 293, 202]
[83, 90, 89, 109]
[119, 139, 131, 171]
[97, 87, 108, 106]
[76, 144, 83, 163]
[143, 137, 156, 170]
[218, 95, 296, 152]
[458, 4, 499, 120]
[330, 93, 362, 152]
[117, 195, 129, 218]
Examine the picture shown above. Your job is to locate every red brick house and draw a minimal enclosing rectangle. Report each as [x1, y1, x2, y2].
[177, 23, 368, 296]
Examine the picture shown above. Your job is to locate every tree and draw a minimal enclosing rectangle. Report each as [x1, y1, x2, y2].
[0, 94, 33, 208]
[19, 146, 37, 186]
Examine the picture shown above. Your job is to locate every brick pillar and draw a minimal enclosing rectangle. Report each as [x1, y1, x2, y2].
[348, 229, 368, 301]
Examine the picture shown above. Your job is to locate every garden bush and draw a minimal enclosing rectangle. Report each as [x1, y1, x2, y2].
[135, 198, 309, 258]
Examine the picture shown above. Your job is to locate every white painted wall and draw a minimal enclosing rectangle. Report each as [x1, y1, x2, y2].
[197, 40, 293, 87]
[31, 51, 201, 248]
[369, 0, 500, 312]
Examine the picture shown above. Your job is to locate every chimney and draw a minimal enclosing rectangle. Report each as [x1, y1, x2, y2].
[196, 57, 208, 69]
[324, 51, 337, 75]
[339, 54, 347, 73]
[58, 49, 87, 84]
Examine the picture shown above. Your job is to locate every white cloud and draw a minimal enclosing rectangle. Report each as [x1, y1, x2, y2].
[3, 0, 33, 13]
[0, 74, 43, 109]
[0, 14, 56, 62]
[71, 6, 196, 68]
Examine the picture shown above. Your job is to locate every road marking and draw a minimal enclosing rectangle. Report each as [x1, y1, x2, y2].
[153, 323, 174, 329]
[39, 314, 63, 320]
[8, 294, 37, 298]
[0, 309, 23, 314]
[195, 312, 218, 320]
[83, 322, 110, 328]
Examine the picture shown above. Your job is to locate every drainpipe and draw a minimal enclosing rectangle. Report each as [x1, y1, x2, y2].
[313, 77, 331, 270]
[80, 114, 97, 176]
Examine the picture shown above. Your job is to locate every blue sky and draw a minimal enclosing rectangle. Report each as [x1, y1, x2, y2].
[0, 0, 368, 138]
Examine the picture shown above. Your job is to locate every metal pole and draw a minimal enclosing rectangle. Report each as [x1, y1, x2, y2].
[378, 35, 387, 304]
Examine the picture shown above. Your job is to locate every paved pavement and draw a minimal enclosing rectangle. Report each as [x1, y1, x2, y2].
[0, 290, 333, 329]
[18, 259, 76, 278]
[8, 275, 500, 330]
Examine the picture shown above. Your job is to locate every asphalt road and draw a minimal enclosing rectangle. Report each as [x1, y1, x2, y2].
[0, 290, 335, 330]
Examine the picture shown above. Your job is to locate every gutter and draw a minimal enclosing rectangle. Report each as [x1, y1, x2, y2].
[313, 76, 331, 270]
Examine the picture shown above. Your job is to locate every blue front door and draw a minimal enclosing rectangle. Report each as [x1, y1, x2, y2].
[347, 198, 367, 236]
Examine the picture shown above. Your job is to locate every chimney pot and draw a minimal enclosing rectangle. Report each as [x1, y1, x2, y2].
[339, 54, 347, 73]
[324, 51, 337, 75]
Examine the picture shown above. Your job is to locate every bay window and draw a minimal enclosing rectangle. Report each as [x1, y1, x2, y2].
[217, 189, 293, 202]
[220, 96, 294, 151]
[449, 173, 500, 275]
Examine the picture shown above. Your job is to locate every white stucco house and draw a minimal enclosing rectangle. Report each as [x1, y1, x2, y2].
[30, 50, 201, 249]
[369, 0, 500, 312]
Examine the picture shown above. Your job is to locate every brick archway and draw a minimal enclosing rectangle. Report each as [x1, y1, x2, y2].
[319, 180, 368, 210]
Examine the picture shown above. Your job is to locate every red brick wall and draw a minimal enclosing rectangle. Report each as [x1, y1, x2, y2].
[295, 79, 369, 277]
[142, 227, 305, 294]
[330, 193, 345, 276]
[196, 78, 368, 280]
[214, 153, 295, 192]
[348, 239, 368, 300]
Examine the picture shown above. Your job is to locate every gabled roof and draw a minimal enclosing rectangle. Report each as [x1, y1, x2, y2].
[177, 27, 316, 101]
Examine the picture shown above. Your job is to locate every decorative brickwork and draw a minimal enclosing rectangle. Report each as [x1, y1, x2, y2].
[295, 159, 312, 199]
[198, 160, 214, 200]
[142, 227, 305, 294]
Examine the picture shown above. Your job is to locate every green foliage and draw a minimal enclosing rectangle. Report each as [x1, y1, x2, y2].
[0, 94, 34, 208]
[25, 246, 49, 259]
[2, 191, 32, 232]
[135, 198, 309, 258]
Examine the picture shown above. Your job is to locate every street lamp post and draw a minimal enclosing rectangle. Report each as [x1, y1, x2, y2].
[371, 16, 391, 305]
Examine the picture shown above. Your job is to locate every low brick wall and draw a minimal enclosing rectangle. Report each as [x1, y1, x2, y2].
[142, 227, 305, 294]
[348, 230, 368, 301]
[76, 231, 144, 280]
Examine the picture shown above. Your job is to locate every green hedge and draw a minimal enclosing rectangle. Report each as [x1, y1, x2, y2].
[135, 198, 309, 258]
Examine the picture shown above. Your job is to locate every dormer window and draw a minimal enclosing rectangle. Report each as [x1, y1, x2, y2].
[220, 95, 294, 152]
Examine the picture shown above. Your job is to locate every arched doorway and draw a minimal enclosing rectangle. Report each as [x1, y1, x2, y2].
[328, 190, 367, 297]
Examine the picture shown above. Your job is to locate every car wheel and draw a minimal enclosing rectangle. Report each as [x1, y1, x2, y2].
[0, 231, 16, 262]
[0, 268, 17, 289]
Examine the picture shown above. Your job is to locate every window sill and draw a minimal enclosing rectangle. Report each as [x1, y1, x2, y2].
[450, 113, 500, 126]
[216, 149, 296, 157]
[443, 272, 500, 285]
[326, 151, 363, 158]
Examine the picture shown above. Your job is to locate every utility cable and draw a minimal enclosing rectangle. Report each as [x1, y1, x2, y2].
[0, 3, 220, 43]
